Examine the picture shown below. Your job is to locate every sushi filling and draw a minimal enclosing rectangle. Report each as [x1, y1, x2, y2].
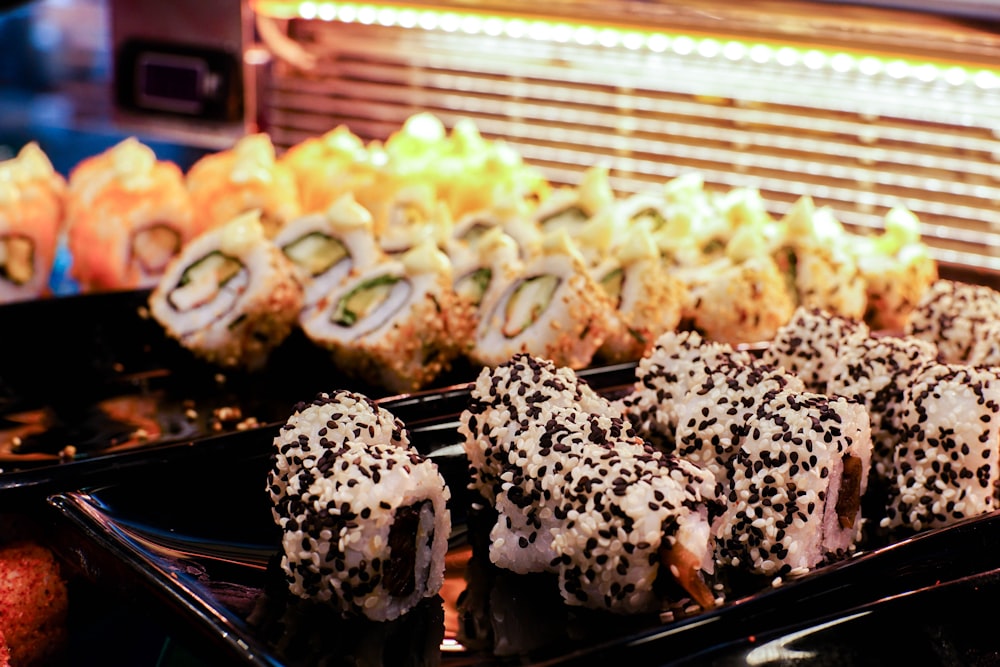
[457, 220, 493, 244]
[0, 233, 33, 285]
[658, 539, 716, 610]
[281, 232, 350, 278]
[167, 251, 247, 312]
[455, 267, 492, 306]
[629, 207, 666, 230]
[331, 273, 411, 334]
[835, 454, 864, 529]
[131, 224, 181, 275]
[599, 267, 624, 309]
[384, 500, 436, 598]
[539, 205, 587, 230]
[502, 274, 561, 338]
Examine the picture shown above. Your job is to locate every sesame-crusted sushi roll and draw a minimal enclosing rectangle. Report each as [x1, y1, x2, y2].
[186, 133, 301, 238]
[826, 334, 939, 490]
[619, 329, 754, 449]
[450, 200, 542, 262]
[592, 223, 685, 364]
[855, 206, 938, 331]
[760, 306, 871, 394]
[459, 356, 723, 613]
[447, 227, 524, 351]
[882, 364, 1000, 535]
[65, 137, 198, 292]
[672, 359, 805, 485]
[458, 353, 619, 503]
[300, 239, 464, 394]
[470, 230, 612, 370]
[272, 192, 384, 313]
[268, 389, 451, 622]
[713, 390, 873, 577]
[148, 209, 304, 371]
[0, 142, 66, 303]
[682, 252, 796, 346]
[775, 196, 868, 321]
[904, 279, 1000, 367]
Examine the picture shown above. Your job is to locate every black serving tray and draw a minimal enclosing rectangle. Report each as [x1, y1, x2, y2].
[44, 386, 1000, 667]
[0, 289, 638, 497]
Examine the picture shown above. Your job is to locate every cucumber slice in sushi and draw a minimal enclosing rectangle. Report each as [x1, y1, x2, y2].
[331, 273, 412, 332]
[281, 231, 349, 278]
[598, 266, 624, 308]
[0, 234, 34, 286]
[502, 274, 560, 338]
[132, 224, 182, 276]
[167, 251, 247, 312]
[454, 267, 492, 307]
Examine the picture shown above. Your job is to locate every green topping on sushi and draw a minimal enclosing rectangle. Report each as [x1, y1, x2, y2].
[281, 232, 349, 277]
[455, 267, 492, 306]
[599, 267, 624, 308]
[457, 220, 494, 244]
[0, 234, 33, 285]
[539, 205, 587, 229]
[169, 251, 244, 311]
[629, 206, 666, 230]
[132, 224, 181, 274]
[502, 274, 560, 338]
[333, 274, 402, 326]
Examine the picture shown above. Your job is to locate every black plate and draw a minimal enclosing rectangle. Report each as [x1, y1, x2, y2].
[45, 385, 1000, 667]
[0, 290, 640, 498]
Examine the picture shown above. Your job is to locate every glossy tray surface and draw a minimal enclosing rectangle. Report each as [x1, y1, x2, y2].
[46, 385, 1000, 667]
[0, 289, 633, 496]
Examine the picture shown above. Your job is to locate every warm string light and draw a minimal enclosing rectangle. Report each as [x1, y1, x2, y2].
[256, 1, 1000, 89]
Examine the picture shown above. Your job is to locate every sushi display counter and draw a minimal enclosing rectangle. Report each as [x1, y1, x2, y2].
[4, 0, 1000, 665]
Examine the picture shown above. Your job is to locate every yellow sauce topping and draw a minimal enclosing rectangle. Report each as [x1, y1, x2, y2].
[219, 209, 266, 254]
[401, 238, 450, 276]
[109, 137, 157, 191]
[230, 134, 277, 185]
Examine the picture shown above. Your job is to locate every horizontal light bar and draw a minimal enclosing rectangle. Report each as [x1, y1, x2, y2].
[251, 0, 1000, 89]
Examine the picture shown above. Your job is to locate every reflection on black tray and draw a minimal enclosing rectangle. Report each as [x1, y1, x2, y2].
[0, 290, 637, 490]
[45, 392, 1000, 667]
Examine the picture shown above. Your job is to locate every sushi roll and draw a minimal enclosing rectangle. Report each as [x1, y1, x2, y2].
[826, 334, 939, 492]
[458, 352, 619, 504]
[300, 239, 466, 394]
[272, 192, 384, 313]
[882, 364, 1000, 534]
[447, 227, 525, 351]
[459, 355, 723, 613]
[680, 230, 795, 346]
[713, 389, 873, 577]
[591, 223, 685, 364]
[531, 163, 615, 236]
[854, 206, 938, 331]
[186, 133, 301, 238]
[470, 230, 612, 370]
[267, 389, 451, 621]
[0, 142, 66, 303]
[148, 209, 304, 371]
[65, 137, 198, 292]
[279, 124, 376, 215]
[450, 201, 542, 261]
[760, 306, 871, 394]
[904, 279, 1000, 366]
[619, 329, 754, 449]
[671, 359, 805, 485]
[774, 196, 868, 321]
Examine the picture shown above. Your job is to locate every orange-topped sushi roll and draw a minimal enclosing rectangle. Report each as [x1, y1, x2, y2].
[280, 125, 377, 215]
[0, 142, 66, 303]
[65, 137, 198, 292]
[186, 133, 301, 238]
